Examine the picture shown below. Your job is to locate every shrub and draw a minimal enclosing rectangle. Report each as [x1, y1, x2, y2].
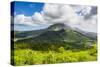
[57, 47, 65, 53]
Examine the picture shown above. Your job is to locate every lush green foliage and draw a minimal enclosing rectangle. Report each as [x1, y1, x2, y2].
[11, 43, 97, 66]
[14, 40, 95, 51]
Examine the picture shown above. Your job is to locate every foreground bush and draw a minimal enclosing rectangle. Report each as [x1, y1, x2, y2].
[12, 48, 97, 66]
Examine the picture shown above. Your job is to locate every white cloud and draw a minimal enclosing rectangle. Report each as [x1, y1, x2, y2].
[14, 14, 31, 24]
[14, 14, 39, 26]
[76, 15, 97, 33]
[32, 12, 47, 24]
[73, 6, 92, 16]
[14, 3, 97, 33]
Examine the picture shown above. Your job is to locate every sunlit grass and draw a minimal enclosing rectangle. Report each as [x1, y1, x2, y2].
[12, 46, 97, 66]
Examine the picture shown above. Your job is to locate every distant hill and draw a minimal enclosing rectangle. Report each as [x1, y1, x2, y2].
[14, 29, 46, 38]
[73, 28, 97, 40]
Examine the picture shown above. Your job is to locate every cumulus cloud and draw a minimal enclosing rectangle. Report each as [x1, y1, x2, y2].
[73, 6, 92, 16]
[14, 3, 97, 33]
[32, 12, 47, 24]
[14, 14, 39, 26]
[76, 15, 97, 32]
[14, 14, 32, 25]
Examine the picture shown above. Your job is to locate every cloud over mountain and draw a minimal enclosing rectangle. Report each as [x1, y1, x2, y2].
[13, 3, 97, 33]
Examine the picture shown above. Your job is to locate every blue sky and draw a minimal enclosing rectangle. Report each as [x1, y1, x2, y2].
[11, 1, 44, 16]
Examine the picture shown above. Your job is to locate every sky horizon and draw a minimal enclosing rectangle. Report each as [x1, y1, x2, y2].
[11, 1, 97, 33]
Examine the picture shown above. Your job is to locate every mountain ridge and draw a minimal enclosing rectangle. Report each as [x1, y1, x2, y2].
[14, 23, 97, 50]
[14, 23, 97, 41]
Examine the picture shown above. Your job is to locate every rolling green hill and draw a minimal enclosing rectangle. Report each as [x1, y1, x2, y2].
[14, 23, 96, 50]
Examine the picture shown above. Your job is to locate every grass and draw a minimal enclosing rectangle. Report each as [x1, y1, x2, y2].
[11, 45, 97, 66]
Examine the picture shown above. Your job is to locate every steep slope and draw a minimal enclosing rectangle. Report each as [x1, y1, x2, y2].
[15, 23, 96, 50]
[16, 23, 92, 42]
[15, 29, 46, 38]
[74, 28, 97, 40]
